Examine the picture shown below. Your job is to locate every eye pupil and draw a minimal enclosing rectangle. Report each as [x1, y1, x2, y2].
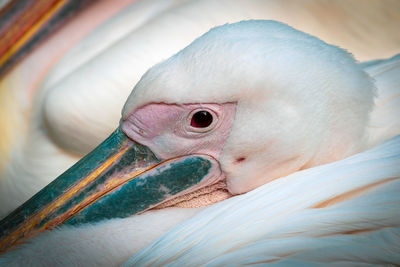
[190, 110, 213, 128]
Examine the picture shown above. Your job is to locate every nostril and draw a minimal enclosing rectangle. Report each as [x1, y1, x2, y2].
[235, 157, 246, 164]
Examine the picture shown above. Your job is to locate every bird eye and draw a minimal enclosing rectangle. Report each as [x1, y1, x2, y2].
[190, 110, 213, 128]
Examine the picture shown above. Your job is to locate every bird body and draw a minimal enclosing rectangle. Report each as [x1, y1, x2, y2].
[1, 0, 400, 217]
[1, 132, 399, 266]
[364, 55, 400, 147]
[0, 1, 400, 265]
[0, 19, 399, 265]
[127, 134, 400, 266]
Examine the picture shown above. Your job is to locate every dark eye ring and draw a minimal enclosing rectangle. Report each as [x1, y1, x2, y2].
[190, 110, 213, 128]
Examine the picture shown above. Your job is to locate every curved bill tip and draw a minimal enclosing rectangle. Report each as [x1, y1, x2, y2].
[0, 127, 221, 253]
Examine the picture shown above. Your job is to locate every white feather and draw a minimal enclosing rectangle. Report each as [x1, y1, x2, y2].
[2, 0, 400, 216]
[366, 54, 400, 148]
[0, 1, 399, 265]
[125, 135, 400, 266]
[0, 208, 202, 267]
[1, 136, 399, 266]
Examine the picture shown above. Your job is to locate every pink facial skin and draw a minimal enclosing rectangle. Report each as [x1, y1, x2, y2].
[121, 103, 237, 162]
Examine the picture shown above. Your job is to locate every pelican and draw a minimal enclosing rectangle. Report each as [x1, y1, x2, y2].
[1, 0, 400, 219]
[0, 19, 399, 266]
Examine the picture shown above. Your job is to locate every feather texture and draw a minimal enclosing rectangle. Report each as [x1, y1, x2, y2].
[1, 0, 400, 216]
[126, 135, 400, 266]
[1, 135, 398, 266]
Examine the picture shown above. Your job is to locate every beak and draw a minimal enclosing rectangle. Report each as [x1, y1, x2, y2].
[0, 127, 221, 253]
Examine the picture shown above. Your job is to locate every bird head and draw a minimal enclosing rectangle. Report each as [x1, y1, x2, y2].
[0, 20, 375, 251]
[122, 20, 375, 193]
